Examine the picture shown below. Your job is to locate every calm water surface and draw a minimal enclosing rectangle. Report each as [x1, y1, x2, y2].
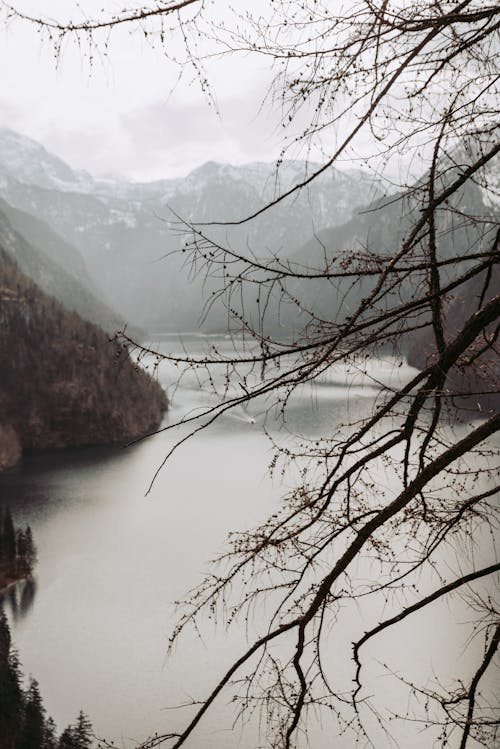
[0, 341, 493, 747]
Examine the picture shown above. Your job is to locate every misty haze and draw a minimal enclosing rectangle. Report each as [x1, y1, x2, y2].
[0, 3, 498, 749]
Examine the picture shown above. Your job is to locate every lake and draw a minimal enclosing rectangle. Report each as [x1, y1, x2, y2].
[0, 338, 495, 748]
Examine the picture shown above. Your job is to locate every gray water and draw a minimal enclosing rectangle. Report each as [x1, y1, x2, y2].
[0, 340, 495, 748]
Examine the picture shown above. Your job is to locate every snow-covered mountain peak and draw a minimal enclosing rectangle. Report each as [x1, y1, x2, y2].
[0, 127, 94, 193]
[0, 126, 383, 208]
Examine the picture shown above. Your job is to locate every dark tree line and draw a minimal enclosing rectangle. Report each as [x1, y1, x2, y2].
[0, 610, 94, 749]
[0, 508, 36, 590]
[0, 245, 167, 460]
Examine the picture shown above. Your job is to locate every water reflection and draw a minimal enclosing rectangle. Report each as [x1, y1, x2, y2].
[0, 345, 491, 748]
[1, 575, 37, 620]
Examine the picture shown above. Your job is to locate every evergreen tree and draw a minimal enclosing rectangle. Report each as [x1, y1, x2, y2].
[0, 607, 10, 659]
[24, 526, 36, 569]
[1, 512, 38, 590]
[43, 717, 58, 749]
[74, 711, 93, 749]
[0, 512, 4, 562]
[15, 526, 36, 574]
[15, 529, 26, 573]
[0, 611, 23, 749]
[58, 711, 93, 749]
[17, 678, 46, 749]
[58, 727, 78, 749]
[2, 508, 16, 568]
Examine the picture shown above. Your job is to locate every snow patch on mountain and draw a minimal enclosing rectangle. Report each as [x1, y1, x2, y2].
[0, 126, 391, 330]
[0, 128, 96, 193]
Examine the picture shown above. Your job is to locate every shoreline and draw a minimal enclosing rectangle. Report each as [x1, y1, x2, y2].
[0, 571, 30, 598]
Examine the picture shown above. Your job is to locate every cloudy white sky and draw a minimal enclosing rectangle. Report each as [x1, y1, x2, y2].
[1, 1, 301, 181]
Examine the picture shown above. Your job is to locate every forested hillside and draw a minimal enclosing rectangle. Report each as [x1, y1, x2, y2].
[0, 249, 167, 470]
[0, 200, 131, 336]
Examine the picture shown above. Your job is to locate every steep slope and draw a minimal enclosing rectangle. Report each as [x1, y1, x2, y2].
[0, 127, 93, 192]
[0, 248, 167, 471]
[0, 200, 130, 334]
[1, 197, 91, 279]
[283, 174, 497, 334]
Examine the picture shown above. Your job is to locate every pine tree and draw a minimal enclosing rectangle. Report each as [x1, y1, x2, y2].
[17, 678, 46, 749]
[0, 611, 23, 749]
[15, 526, 36, 574]
[58, 727, 78, 749]
[2, 508, 16, 569]
[15, 529, 26, 573]
[43, 717, 58, 749]
[59, 711, 93, 749]
[0, 511, 4, 562]
[74, 711, 93, 749]
[24, 526, 36, 570]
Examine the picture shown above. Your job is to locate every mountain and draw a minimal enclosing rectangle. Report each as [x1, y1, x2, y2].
[0, 199, 131, 334]
[282, 167, 498, 335]
[0, 128, 495, 342]
[0, 127, 383, 332]
[0, 246, 167, 471]
[0, 127, 93, 192]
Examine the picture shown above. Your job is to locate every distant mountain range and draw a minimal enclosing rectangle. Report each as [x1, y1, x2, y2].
[0, 126, 497, 426]
[0, 127, 384, 331]
[0, 128, 497, 339]
[282, 168, 498, 333]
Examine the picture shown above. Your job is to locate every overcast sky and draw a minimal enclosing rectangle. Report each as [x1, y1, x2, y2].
[1, 1, 300, 181]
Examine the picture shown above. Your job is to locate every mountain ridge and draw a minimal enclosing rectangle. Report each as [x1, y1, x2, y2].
[0, 127, 385, 332]
[0, 199, 134, 335]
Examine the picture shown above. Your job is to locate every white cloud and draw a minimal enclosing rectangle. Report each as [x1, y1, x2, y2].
[0, 0, 291, 180]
